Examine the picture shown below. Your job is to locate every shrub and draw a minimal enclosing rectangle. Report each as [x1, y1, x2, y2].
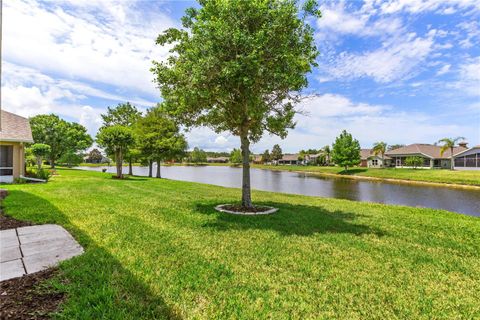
[26, 168, 52, 181]
[405, 156, 424, 169]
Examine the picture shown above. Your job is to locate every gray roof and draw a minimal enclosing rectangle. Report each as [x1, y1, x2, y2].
[0, 110, 34, 143]
[385, 143, 467, 159]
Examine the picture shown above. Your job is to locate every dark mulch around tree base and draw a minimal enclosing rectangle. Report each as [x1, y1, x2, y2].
[0, 268, 65, 319]
[221, 205, 274, 213]
[0, 213, 34, 230]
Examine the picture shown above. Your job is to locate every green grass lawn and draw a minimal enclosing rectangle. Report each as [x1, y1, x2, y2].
[252, 164, 480, 186]
[3, 169, 480, 319]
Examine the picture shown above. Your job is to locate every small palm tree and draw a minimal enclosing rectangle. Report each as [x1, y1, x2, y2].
[372, 141, 387, 168]
[438, 137, 465, 170]
[323, 145, 331, 165]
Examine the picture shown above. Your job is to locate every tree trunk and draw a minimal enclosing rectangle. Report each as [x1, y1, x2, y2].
[156, 160, 161, 178]
[50, 156, 56, 169]
[116, 150, 123, 179]
[148, 160, 153, 177]
[345, 165, 348, 171]
[37, 157, 42, 170]
[240, 134, 252, 208]
[450, 147, 454, 170]
[128, 158, 133, 175]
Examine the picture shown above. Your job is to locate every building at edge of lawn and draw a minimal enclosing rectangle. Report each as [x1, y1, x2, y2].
[384, 143, 468, 169]
[0, 110, 34, 183]
[453, 145, 480, 170]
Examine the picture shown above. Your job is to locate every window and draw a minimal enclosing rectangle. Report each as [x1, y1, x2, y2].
[371, 159, 378, 166]
[0, 145, 14, 176]
[466, 154, 476, 167]
[455, 156, 465, 167]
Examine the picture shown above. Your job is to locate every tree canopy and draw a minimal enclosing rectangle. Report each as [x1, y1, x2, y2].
[271, 144, 283, 163]
[30, 114, 92, 168]
[101, 102, 142, 128]
[96, 125, 135, 178]
[135, 107, 187, 178]
[230, 149, 242, 164]
[30, 143, 51, 169]
[190, 147, 207, 163]
[152, 0, 321, 208]
[331, 130, 361, 171]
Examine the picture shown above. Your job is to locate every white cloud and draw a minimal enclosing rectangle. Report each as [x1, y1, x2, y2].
[183, 94, 477, 153]
[316, 2, 403, 40]
[320, 33, 435, 83]
[214, 136, 229, 145]
[379, 0, 479, 15]
[3, 0, 177, 96]
[436, 64, 451, 75]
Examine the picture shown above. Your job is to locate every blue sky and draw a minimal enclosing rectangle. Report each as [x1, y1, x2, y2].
[2, 0, 479, 153]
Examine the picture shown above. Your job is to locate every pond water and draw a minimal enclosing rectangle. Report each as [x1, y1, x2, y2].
[77, 165, 480, 217]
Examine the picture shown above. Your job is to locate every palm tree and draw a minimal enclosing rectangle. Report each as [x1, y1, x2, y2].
[323, 145, 331, 165]
[438, 137, 465, 170]
[372, 142, 387, 168]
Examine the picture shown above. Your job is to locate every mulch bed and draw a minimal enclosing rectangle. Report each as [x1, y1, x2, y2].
[0, 268, 65, 319]
[0, 214, 33, 230]
[221, 204, 273, 213]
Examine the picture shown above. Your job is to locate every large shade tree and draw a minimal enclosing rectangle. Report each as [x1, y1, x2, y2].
[135, 107, 188, 178]
[30, 114, 92, 168]
[152, 0, 321, 208]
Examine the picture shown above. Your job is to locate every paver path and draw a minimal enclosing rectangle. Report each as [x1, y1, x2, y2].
[0, 224, 83, 281]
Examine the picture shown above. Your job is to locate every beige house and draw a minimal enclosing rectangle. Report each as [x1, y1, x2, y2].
[360, 149, 391, 168]
[385, 143, 467, 169]
[0, 110, 34, 183]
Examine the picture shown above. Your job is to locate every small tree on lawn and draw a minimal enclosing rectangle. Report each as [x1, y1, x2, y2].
[101, 102, 142, 174]
[135, 107, 187, 178]
[96, 126, 135, 179]
[152, 0, 321, 208]
[87, 148, 103, 163]
[31, 143, 51, 169]
[331, 130, 361, 171]
[271, 144, 283, 165]
[372, 141, 387, 168]
[438, 137, 466, 170]
[230, 149, 242, 165]
[261, 150, 271, 164]
[323, 145, 331, 165]
[190, 147, 207, 164]
[405, 156, 423, 169]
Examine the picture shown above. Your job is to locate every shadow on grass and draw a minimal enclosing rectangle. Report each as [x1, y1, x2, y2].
[2, 190, 182, 319]
[194, 201, 385, 237]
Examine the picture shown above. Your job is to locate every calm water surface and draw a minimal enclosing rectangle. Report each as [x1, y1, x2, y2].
[78, 165, 480, 216]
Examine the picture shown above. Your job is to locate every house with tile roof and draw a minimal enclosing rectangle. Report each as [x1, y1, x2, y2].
[385, 143, 468, 169]
[0, 110, 34, 182]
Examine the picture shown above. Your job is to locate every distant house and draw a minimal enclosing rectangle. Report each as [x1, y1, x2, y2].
[453, 145, 480, 170]
[360, 149, 391, 168]
[278, 154, 300, 165]
[305, 152, 324, 165]
[0, 110, 34, 183]
[385, 143, 467, 169]
[252, 154, 263, 164]
[206, 157, 229, 163]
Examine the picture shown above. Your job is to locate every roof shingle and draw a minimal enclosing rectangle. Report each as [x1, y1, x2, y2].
[0, 110, 34, 143]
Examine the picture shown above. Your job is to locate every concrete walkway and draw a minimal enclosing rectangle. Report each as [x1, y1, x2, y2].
[0, 224, 83, 281]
